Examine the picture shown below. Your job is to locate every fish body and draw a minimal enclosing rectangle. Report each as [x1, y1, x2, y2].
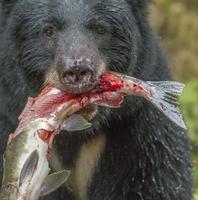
[0, 71, 186, 200]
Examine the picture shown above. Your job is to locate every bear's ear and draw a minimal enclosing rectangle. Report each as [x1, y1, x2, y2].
[0, 0, 17, 11]
[126, 0, 151, 9]
[0, 0, 17, 7]
[0, 0, 17, 16]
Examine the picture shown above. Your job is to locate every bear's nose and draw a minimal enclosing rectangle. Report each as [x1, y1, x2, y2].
[63, 65, 94, 85]
[59, 57, 96, 93]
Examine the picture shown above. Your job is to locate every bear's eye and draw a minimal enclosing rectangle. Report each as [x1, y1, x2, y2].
[95, 24, 107, 35]
[43, 25, 56, 38]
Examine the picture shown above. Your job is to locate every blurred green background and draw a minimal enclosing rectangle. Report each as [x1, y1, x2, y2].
[149, 0, 198, 199]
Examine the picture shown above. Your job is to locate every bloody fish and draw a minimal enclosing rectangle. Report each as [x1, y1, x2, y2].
[98, 72, 186, 129]
[0, 71, 186, 200]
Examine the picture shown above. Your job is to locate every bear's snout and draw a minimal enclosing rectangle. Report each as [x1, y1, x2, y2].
[58, 57, 97, 94]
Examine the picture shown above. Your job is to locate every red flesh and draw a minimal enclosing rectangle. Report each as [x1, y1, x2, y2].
[99, 72, 125, 92]
[37, 129, 52, 143]
[12, 72, 144, 147]
[18, 72, 128, 128]
[131, 83, 145, 93]
[99, 72, 145, 95]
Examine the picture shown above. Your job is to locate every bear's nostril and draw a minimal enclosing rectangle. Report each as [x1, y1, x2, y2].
[62, 66, 94, 85]
[80, 70, 87, 76]
[80, 70, 92, 82]
[63, 71, 77, 83]
[80, 69, 91, 77]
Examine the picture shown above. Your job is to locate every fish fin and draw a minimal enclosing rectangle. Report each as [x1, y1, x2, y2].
[62, 114, 92, 132]
[147, 81, 187, 130]
[19, 150, 39, 186]
[40, 170, 70, 197]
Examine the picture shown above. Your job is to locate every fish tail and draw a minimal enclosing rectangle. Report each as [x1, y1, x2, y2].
[146, 81, 186, 130]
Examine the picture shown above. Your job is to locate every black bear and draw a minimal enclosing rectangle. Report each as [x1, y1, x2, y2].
[0, 0, 192, 200]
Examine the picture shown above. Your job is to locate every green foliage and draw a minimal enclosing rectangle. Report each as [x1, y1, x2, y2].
[149, 0, 198, 199]
[180, 82, 198, 200]
[150, 0, 198, 82]
[181, 82, 198, 147]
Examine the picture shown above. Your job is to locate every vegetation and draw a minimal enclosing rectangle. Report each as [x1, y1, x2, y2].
[181, 82, 198, 199]
[149, 1, 198, 199]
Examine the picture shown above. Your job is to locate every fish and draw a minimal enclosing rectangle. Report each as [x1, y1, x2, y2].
[0, 71, 186, 200]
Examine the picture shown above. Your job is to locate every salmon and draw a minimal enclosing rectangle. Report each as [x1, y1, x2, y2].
[0, 71, 186, 200]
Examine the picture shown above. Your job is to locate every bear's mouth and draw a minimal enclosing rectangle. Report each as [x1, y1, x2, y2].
[44, 66, 105, 121]
[58, 82, 97, 94]
[45, 64, 105, 94]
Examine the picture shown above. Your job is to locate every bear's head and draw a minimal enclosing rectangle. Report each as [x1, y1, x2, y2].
[0, 0, 151, 94]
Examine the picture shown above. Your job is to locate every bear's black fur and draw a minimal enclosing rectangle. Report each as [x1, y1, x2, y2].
[0, 0, 192, 200]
